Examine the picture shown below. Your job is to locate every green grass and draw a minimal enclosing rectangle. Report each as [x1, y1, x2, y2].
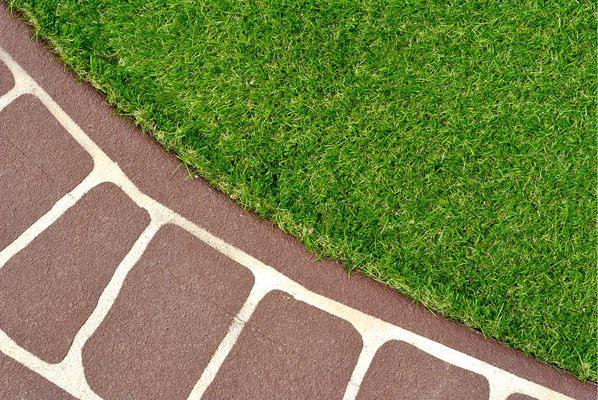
[8, 0, 596, 380]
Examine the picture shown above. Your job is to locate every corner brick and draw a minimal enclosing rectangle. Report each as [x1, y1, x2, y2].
[356, 340, 490, 400]
[0, 353, 76, 399]
[0, 94, 93, 249]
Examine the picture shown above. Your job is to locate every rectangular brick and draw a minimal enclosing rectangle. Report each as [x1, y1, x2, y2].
[356, 340, 489, 400]
[82, 224, 254, 400]
[203, 290, 363, 400]
[0, 94, 93, 249]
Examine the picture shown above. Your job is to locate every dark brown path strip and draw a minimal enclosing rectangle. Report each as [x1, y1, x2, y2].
[0, 4, 595, 400]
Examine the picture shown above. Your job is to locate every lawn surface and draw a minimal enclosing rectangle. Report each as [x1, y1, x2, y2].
[9, 0, 595, 379]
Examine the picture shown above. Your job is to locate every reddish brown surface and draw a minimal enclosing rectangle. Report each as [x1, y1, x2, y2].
[82, 224, 254, 400]
[0, 353, 76, 399]
[356, 341, 489, 399]
[0, 184, 148, 362]
[0, 95, 92, 249]
[0, 59, 13, 94]
[0, 4, 595, 400]
[507, 395, 540, 400]
[203, 291, 362, 400]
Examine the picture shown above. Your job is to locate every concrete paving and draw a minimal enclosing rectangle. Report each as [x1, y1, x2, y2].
[0, 5, 595, 400]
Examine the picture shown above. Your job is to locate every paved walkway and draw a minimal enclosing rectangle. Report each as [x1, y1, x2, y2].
[0, 6, 594, 400]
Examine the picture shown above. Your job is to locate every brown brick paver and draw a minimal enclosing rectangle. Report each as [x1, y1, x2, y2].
[507, 395, 540, 400]
[203, 291, 362, 400]
[0, 95, 93, 249]
[0, 183, 148, 363]
[356, 341, 490, 399]
[0, 59, 13, 95]
[0, 353, 76, 399]
[82, 224, 254, 400]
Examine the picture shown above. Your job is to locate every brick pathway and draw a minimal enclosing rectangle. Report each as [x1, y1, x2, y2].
[0, 6, 595, 400]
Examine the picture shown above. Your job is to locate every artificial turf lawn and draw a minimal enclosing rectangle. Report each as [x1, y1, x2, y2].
[8, 0, 595, 379]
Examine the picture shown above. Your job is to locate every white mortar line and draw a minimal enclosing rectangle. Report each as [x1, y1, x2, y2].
[173, 203, 574, 400]
[0, 84, 29, 112]
[341, 333, 388, 400]
[0, 167, 102, 268]
[187, 280, 272, 400]
[489, 379, 517, 400]
[0, 329, 101, 400]
[0, 46, 580, 400]
[0, 47, 112, 169]
[0, 53, 35, 112]
[0, 220, 162, 400]
[57, 220, 163, 388]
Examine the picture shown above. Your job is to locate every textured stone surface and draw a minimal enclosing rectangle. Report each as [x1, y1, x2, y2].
[507, 394, 540, 400]
[356, 341, 490, 400]
[0, 183, 149, 362]
[82, 224, 254, 400]
[203, 291, 362, 400]
[0, 353, 76, 399]
[0, 59, 13, 95]
[0, 95, 92, 250]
